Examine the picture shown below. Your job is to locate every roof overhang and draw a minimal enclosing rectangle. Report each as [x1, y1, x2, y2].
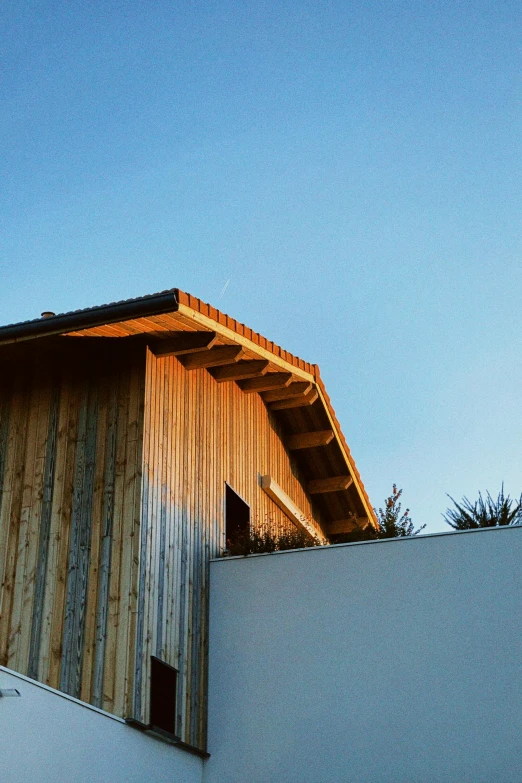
[0, 290, 179, 346]
[0, 288, 376, 532]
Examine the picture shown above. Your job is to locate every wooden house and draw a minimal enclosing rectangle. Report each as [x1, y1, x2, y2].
[0, 289, 375, 752]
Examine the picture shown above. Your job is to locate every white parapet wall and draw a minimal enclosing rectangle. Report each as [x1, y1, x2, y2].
[206, 526, 522, 783]
[0, 668, 204, 783]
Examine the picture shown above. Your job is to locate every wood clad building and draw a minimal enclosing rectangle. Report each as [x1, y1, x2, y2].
[0, 289, 375, 751]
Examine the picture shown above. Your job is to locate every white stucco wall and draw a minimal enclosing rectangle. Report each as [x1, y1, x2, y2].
[206, 526, 522, 783]
[0, 668, 203, 783]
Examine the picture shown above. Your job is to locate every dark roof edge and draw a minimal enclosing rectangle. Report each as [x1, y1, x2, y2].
[0, 289, 179, 346]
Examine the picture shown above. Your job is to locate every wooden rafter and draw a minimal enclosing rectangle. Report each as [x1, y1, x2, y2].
[308, 475, 353, 494]
[260, 475, 328, 544]
[150, 331, 218, 356]
[176, 301, 314, 382]
[180, 345, 244, 370]
[262, 381, 312, 403]
[210, 359, 269, 383]
[287, 430, 334, 450]
[326, 517, 370, 535]
[238, 373, 293, 393]
[269, 389, 318, 410]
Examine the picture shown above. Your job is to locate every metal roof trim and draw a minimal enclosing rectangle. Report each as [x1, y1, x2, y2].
[0, 289, 179, 345]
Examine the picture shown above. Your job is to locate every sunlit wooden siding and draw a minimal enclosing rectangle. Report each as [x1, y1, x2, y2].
[135, 348, 321, 748]
[0, 339, 323, 752]
[0, 345, 145, 718]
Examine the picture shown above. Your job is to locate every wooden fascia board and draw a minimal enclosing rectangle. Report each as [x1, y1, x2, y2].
[260, 476, 328, 545]
[176, 302, 314, 382]
[313, 374, 377, 527]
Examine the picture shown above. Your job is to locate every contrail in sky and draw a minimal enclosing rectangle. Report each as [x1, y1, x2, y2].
[219, 277, 231, 299]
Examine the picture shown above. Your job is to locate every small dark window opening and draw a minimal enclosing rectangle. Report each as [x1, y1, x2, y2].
[225, 484, 250, 544]
[150, 656, 178, 736]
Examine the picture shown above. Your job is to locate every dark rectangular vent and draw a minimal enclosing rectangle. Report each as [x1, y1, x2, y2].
[225, 483, 250, 543]
[150, 656, 178, 736]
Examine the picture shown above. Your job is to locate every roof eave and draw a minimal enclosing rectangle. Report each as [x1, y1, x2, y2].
[0, 290, 179, 346]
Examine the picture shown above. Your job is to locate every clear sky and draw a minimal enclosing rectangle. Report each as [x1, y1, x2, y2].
[1, 1, 521, 532]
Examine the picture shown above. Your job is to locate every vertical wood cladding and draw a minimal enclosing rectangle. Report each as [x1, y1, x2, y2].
[0, 344, 144, 718]
[135, 349, 320, 749]
[0, 341, 322, 752]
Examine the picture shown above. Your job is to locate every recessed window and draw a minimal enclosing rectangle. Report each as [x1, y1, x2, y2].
[150, 656, 178, 736]
[225, 484, 250, 543]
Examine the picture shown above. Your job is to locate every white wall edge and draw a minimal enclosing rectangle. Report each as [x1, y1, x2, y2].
[210, 523, 522, 562]
[0, 665, 125, 724]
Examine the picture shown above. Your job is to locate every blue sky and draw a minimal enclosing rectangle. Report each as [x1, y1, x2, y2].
[1, 1, 521, 531]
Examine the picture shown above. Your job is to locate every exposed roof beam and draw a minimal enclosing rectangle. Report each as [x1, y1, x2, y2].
[269, 389, 319, 410]
[150, 331, 218, 356]
[308, 475, 353, 494]
[210, 359, 269, 383]
[260, 475, 328, 545]
[262, 381, 312, 403]
[287, 430, 335, 450]
[239, 372, 293, 393]
[326, 517, 369, 535]
[177, 302, 314, 382]
[180, 345, 244, 369]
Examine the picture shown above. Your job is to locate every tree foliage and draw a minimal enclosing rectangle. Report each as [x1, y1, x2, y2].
[443, 485, 522, 530]
[334, 485, 425, 542]
[373, 484, 426, 538]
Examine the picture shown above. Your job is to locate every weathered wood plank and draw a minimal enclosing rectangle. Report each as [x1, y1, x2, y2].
[8, 381, 44, 671]
[6, 384, 37, 670]
[92, 382, 119, 708]
[114, 357, 144, 716]
[154, 356, 167, 660]
[60, 383, 99, 698]
[21, 381, 54, 672]
[41, 378, 79, 687]
[0, 393, 11, 533]
[28, 383, 60, 679]
[146, 350, 162, 714]
[0, 382, 30, 666]
[80, 378, 109, 704]
[124, 359, 145, 717]
[102, 364, 131, 713]
[133, 351, 152, 721]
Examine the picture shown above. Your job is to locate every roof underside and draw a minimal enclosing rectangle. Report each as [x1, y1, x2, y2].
[0, 288, 376, 533]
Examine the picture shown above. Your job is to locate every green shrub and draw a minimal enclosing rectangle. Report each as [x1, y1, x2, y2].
[223, 527, 322, 557]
